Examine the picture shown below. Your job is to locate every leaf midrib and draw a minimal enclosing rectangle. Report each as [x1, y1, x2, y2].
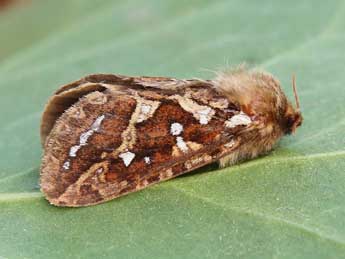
[0, 149, 344, 186]
[1, 163, 344, 250]
[1, 151, 344, 247]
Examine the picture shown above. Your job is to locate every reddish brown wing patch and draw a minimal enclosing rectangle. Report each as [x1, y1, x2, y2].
[41, 91, 136, 202]
[40, 74, 206, 145]
[41, 76, 240, 207]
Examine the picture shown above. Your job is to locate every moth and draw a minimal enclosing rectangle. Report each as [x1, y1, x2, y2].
[40, 68, 302, 207]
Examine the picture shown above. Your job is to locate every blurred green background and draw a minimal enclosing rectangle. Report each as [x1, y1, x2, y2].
[0, 0, 344, 258]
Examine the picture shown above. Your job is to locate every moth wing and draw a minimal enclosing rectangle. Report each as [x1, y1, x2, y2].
[41, 74, 207, 145]
[41, 76, 239, 207]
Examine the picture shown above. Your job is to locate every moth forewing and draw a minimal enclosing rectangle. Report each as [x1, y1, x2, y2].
[40, 69, 302, 207]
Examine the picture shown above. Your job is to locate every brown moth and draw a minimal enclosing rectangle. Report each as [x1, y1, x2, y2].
[40, 68, 302, 207]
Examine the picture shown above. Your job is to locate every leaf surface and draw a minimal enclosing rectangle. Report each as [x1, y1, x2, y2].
[0, 0, 344, 258]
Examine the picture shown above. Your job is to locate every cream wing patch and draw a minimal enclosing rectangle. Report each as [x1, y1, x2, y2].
[136, 99, 160, 123]
[225, 111, 251, 128]
[119, 151, 136, 167]
[176, 136, 188, 153]
[68, 114, 105, 158]
[63, 114, 106, 171]
[169, 95, 215, 125]
[170, 122, 183, 135]
[144, 156, 151, 164]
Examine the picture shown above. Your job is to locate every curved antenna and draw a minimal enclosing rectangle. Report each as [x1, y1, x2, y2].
[292, 74, 300, 111]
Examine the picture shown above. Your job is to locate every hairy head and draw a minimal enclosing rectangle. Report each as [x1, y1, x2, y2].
[214, 67, 302, 138]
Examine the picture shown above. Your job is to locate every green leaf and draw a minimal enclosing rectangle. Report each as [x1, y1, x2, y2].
[0, 0, 344, 258]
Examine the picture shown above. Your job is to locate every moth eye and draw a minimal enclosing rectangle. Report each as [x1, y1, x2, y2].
[286, 116, 295, 128]
[283, 113, 302, 134]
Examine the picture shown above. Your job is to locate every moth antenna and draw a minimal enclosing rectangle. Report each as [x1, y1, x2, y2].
[292, 74, 300, 111]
